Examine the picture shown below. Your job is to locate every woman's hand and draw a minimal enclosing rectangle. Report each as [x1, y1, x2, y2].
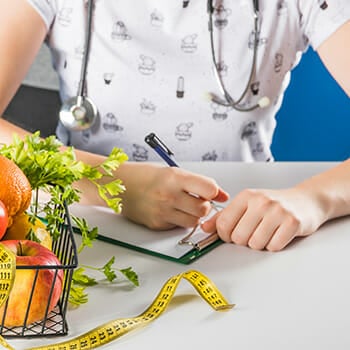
[119, 163, 229, 230]
[201, 186, 329, 251]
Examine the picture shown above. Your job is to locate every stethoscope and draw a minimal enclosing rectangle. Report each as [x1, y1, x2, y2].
[59, 0, 97, 131]
[59, 0, 269, 131]
[208, 0, 270, 111]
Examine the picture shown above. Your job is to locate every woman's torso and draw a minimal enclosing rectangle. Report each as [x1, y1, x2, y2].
[28, 0, 344, 161]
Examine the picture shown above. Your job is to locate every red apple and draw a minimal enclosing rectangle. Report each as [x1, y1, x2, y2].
[0, 240, 63, 327]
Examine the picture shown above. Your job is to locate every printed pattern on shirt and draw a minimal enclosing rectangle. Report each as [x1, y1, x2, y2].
[26, 0, 350, 161]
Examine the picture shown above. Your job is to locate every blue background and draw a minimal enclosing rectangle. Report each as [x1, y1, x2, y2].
[271, 48, 350, 161]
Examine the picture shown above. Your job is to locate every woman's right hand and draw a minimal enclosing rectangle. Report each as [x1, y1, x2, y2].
[118, 163, 229, 230]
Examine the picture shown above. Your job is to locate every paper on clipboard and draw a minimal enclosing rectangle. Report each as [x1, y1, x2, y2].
[69, 204, 222, 263]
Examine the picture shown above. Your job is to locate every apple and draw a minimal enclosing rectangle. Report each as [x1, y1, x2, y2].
[0, 240, 63, 327]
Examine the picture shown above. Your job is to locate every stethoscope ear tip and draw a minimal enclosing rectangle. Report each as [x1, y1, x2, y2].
[258, 96, 270, 108]
[204, 92, 214, 102]
[204, 92, 227, 106]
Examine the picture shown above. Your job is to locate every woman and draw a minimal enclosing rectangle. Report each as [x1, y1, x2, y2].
[0, 0, 349, 251]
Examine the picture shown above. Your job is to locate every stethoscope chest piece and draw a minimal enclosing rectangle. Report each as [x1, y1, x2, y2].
[59, 96, 98, 131]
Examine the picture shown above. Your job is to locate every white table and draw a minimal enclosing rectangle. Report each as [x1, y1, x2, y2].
[9, 162, 350, 350]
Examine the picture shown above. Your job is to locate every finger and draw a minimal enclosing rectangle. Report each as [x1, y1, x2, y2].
[265, 217, 300, 251]
[165, 208, 202, 229]
[212, 188, 230, 203]
[200, 211, 221, 233]
[145, 206, 201, 230]
[247, 216, 281, 250]
[246, 201, 286, 250]
[214, 201, 248, 242]
[230, 207, 263, 246]
[181, 171, 222, 202]
[174, 192, 213, 218]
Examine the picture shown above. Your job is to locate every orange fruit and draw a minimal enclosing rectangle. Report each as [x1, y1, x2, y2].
[0, 155, 32, 227]
[3, 212, 52, 250]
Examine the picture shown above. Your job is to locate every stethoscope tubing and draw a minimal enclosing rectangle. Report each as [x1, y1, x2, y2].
[77, 0, 94, 100]
[208, 0, 261, 111]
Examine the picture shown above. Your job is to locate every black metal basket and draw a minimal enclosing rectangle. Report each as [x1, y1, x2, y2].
[0, 202, 78, 337]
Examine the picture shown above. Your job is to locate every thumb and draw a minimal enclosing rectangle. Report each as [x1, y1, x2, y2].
[201, 211, 220, 234]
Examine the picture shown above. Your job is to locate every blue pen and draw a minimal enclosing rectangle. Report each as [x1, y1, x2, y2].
[144, 133, 179, 167]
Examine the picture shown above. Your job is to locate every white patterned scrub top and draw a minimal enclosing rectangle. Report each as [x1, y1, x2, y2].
[26, 0, 350, 162]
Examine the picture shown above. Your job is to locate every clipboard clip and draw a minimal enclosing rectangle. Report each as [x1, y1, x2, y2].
[178, 226, 220, 251]
[178, 204, 223, 251]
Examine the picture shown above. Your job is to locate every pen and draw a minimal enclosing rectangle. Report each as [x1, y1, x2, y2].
[144, 132, 179, 167]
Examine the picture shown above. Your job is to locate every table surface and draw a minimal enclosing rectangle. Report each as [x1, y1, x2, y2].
[9, 162, 350, 350]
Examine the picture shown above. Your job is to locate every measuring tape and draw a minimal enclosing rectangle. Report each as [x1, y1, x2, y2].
[0, 243, 16, 350]
[0, 243, 234, 350]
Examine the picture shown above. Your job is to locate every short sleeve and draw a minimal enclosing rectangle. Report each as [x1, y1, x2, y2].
[26, 0, 57, 31]
[299, 0, 350, 49]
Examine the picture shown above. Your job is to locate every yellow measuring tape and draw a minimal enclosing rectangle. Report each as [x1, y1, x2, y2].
[0, 243, 16, 350]
[0, 243, 234, 350]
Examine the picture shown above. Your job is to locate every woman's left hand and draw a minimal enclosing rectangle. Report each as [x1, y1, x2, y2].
[201, 186, 328, 251]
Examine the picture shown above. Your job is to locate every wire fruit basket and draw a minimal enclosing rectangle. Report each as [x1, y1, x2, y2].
[0, 202, 78, 338]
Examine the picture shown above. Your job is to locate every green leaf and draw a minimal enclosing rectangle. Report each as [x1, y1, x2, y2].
[72, 267, 98, 286]
[119, 267, 139, 287]
[25, 228, 42, 244]
[69, 284, 89, 305]
[103, 257, 117, 282]
[73, 217, 99, 253]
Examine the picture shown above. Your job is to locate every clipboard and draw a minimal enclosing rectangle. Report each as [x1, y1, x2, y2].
[69, 204, 223, 264]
